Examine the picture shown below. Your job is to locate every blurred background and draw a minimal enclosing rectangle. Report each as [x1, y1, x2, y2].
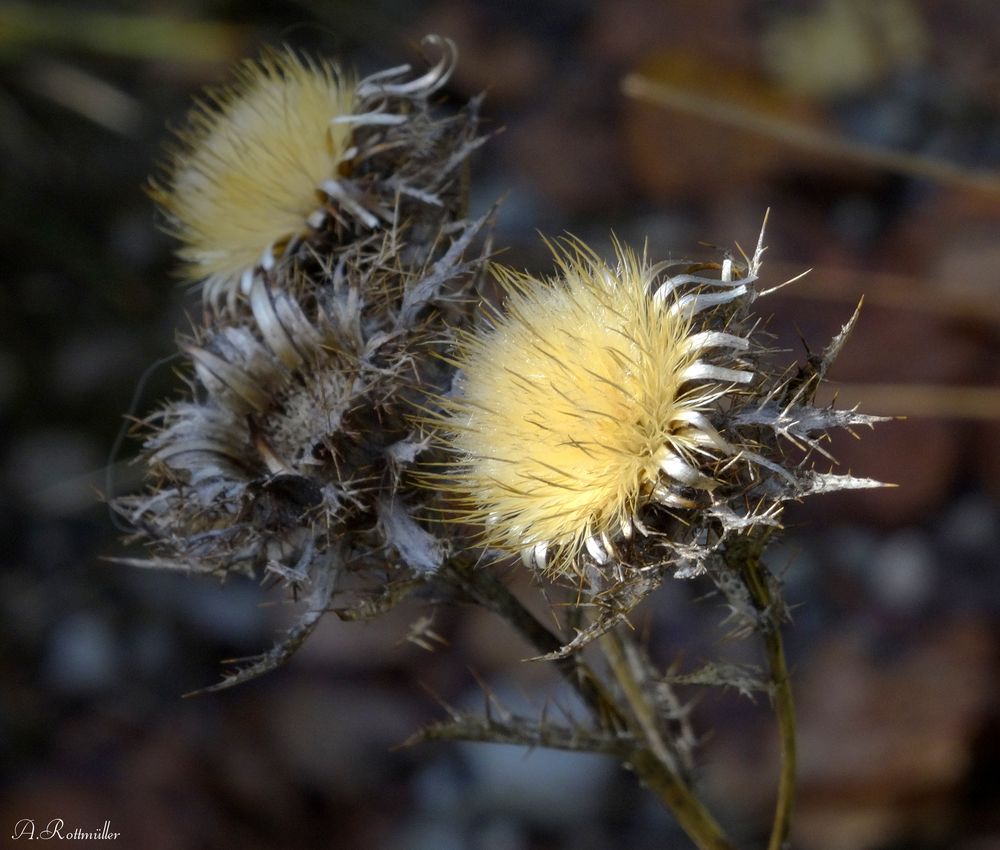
[2, 1, 999, 848]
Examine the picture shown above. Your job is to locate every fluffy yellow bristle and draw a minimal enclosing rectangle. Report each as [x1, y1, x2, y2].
[437, 239, 744, 575]
[156, 48, 355, 305]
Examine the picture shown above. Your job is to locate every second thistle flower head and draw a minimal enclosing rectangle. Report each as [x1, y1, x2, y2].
[153, 37, 463, 311]
[434, 239, 755, 576]
[154, 48, 356, 305]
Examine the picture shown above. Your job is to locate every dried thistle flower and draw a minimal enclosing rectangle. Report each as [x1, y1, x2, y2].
[426, 226, 886, 598]
[115, 42, 491, 688]
[153, 37, 469, 312]
[429, 238, 753, 576]
[153, 48, 355, 305]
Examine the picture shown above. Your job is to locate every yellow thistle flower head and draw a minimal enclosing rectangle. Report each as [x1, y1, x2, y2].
[154, 47, 356, 308]
[433, 238, 755, 577]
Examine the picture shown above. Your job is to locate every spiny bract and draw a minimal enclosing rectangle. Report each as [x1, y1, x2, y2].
[154, 48, 355, 306]
[434, 239, 754, 576]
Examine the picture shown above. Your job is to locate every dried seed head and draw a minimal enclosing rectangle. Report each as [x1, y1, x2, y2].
[154, 47, 356, 306]
[115, 41, 493, 688]
[430, 238, 754, 577]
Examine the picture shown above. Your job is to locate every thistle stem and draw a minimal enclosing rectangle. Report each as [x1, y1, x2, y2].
[739, 548, 797, 850]
[443, 559, 734, 850]
[600, 630, 735, 850]
[599, 630, 679, 775]
[629, 748, 737, 850]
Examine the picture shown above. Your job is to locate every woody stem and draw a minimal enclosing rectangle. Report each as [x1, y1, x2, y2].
[444, 559, 735, 850]
[737, 541, 797, 850]
[600, 629, 736, 850]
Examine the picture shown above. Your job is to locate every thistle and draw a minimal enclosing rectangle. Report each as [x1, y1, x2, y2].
[426, 228, 886, 610]
[153, 36, 473, 312]
[431, 238, 755, 576]
[414, 228, 887, 848]
[115, 41, 491, 687]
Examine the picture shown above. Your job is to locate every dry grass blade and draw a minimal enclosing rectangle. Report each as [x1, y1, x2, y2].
[0, 2, 241, 62]
[623, 72, 1000, 198]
